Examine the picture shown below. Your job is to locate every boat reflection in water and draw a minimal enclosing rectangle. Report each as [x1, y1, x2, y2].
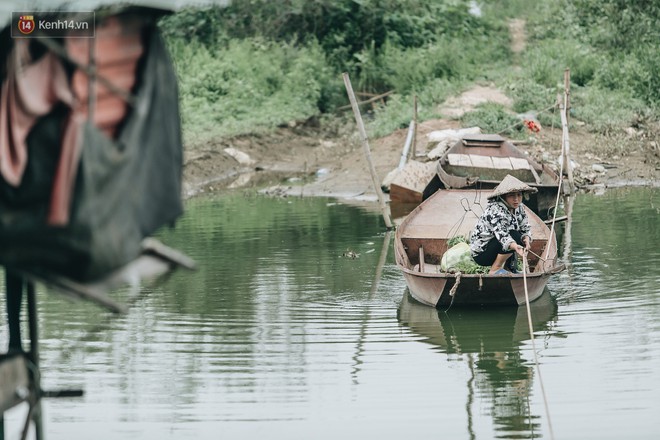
[397, 289, 559, 439]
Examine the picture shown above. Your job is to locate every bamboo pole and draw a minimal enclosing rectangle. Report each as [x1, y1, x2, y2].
[562, 69, 574, 191]
[336, 90, 394, 111]
[398, 121, 416, 170]
[559, 95, 575, 192]
[564, 68, 571, 124]
[412, 95, 418, 159]
[561, 194, 574, 266]
[342, 73, 393, 229]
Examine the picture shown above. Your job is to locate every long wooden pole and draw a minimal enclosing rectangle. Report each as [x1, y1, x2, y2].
[336, 90, 394, 111]
[564, 68, 570, 125]
[398, 121, 416, 170]
[559, 97, 574, 192]
[561, 194, 574, 266]
[412, 95, 418, 159]
[342, 73, 393, 229]
[561, 69, 574, 192]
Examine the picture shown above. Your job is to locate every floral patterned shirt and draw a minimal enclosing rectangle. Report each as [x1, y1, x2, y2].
[469, 199, 532, 256]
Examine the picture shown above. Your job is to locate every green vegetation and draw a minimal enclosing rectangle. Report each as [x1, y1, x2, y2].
[444, 235, 490, 274]
[159, 0, 660, 147]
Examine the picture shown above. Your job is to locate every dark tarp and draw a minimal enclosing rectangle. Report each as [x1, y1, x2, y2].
[0, 19, 183, 282]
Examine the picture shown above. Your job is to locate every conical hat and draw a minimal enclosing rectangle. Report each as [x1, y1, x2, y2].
[487, 174, 538, 199]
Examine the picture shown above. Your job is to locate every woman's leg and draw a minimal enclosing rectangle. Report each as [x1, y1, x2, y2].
[473, 237, 514, 273]
[506, 230, 525, 273]
[490, 253, 512, 274]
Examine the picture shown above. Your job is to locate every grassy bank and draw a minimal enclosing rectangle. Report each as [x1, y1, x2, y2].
[159, 0, 659, 148]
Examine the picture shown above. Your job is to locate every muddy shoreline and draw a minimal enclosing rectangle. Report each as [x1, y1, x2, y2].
[182, 118, 659, 206]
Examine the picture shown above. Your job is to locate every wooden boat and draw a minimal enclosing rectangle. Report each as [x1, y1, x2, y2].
[426, 134, 561, 219]
[394, 189, 565, 307]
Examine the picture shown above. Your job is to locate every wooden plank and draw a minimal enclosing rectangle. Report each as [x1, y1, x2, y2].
[529, 164, 543, 184]
[510, 157, 531, 170]
[468, 154, 494, 169]
[462, 134, 505, 147]
[447, 153, 472, 167]
[491, 156, 513, 170]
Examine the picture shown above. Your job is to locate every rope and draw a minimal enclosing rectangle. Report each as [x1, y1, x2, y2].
[526, 248, 557, 273]
[522, 250, 555, 440]
[443, 272, 462, 312]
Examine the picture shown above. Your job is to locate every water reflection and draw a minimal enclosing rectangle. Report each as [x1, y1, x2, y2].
[397, 290, 559, 439]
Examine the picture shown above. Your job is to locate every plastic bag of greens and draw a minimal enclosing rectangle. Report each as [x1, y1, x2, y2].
[440, 242, 473, 271]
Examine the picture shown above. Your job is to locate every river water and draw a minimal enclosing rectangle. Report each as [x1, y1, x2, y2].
[2, 187, 659, 440]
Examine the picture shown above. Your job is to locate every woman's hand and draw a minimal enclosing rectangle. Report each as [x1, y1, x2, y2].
[511, 242, 525, 258]
[523, 236, 531, 250]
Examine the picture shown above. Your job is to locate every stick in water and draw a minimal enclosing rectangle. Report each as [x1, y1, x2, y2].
[342, 73, 393, 229]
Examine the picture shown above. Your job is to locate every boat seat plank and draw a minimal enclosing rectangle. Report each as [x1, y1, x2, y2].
[447, 153, 472, 167]
[469, 154, 495, 168]
[491, 156, 514, 170]
[510, 157, 531, 170]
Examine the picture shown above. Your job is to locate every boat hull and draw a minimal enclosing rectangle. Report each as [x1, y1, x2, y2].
[401, 269, 551, 307]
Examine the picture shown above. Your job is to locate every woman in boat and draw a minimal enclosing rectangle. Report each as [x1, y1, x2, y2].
[469, 175, 538, 275]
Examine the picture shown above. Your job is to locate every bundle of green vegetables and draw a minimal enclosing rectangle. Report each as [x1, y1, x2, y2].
[443, 235, 490, 274]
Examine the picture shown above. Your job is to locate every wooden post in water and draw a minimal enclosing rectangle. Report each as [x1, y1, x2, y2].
[342, 73, 393, 229]
[561, 69, 575, 192]
[561, 194, 575, 266]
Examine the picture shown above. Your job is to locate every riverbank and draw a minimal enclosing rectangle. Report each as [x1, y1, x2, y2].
[182, 107, 659, 204]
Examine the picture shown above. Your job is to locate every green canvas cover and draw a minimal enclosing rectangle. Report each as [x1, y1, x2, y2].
[0, 25, 183, 281]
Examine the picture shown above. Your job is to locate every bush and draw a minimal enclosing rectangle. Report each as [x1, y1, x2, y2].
[571, 86, 648, 134]
[379, 35, 509, 95]
[366, 78, 462, 139]
[168, 37, 333, 144]
[159, 0, 660, 146]
[460, 103, 524, 137]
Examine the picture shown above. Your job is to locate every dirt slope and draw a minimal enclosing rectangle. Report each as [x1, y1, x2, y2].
[183, 93, 659, 203]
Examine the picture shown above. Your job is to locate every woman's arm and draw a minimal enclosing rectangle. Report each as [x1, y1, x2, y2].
[487, 204, 515, 251]
[519, 207, 532, 247]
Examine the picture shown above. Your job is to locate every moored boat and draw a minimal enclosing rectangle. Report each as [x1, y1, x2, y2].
[394, 189, 564, 307]
[426, 134, 561, 219]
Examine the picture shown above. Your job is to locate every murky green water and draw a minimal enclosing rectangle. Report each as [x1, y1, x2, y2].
[2, 187, 659, 439]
